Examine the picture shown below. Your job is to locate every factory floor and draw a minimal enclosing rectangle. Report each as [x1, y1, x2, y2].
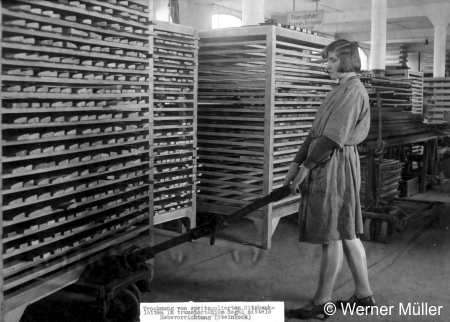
[18, 183, 450, 322]
[145, 183, 450, 322]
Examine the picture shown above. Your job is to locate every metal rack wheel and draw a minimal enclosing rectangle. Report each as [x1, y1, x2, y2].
[363, 218, 375, 241]
[127, 283, 142, 304]
[107, 289, 140, 322]
[380, 220, 393, 244]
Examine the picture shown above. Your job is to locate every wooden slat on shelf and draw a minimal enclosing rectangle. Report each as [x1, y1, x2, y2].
[2, 59, 149, 75]
[2, 26, 148, 52]
[4, 233, 150, 314]
[2, 42, 149, 63]
[84, 0, 149, 18]
[2, 8, 148, 40]
[19, 0, 149, 29]
[2, 171, 148, 215]
[3, 208, 149, 271]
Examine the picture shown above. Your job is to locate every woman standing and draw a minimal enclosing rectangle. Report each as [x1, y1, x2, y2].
[283, 39, 375, 320]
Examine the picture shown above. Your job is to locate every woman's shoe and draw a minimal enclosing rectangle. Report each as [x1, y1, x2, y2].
[336, 294, 376, 309]
[289, 300, 331, 320]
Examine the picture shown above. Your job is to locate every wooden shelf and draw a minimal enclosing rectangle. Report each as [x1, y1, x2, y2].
[3, 92, 149, 99]
[0, 1, 152, 320]
[2, 117, 145, 129]
[2, 128, 149, 148]
[359, 75, 437, 206]
[385, 44, 409, 69]
[3, 59, 149, 76]
[3, 199, 148, 250]
[2, 105, 148, 114]
[4, 232, 149, 316]
[18, 0, 149, 29]
[3, 199, 148, 260]
[3, 183, 149, 229]
[2, 26, 148, 52]
[149, 21, 198, 231]
[2, 161, 148, 196]
[197, 25, 334, 249]
[385, 69, 423, 115]
[4, 216, 149, 285]
[3, 42, 148, 63]
[79, 0, 149, 19]
[3, 160, 146, 197]
[3, 75, 148, 86]
[423, 77, 450, 124]
[2, 8, 149, 41]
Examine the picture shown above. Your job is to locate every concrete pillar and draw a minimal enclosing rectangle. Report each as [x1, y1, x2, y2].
[425, 3, 450, 77]
[433, 25, 447, 77]
[242, 0, 265, 26]
[148, 0, 154, 21]
[369, 0, 387, 74]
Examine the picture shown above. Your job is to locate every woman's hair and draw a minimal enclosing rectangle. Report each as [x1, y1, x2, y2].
[322, 39, 361, 72]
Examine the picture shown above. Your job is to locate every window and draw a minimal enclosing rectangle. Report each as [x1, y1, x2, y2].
[212, 14, 242, 29]
[358, 48, 369, 71]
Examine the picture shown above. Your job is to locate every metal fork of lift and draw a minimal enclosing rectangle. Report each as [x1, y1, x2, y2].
[45, 186, 292, 321]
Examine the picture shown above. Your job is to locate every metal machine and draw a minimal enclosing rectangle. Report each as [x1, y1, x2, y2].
[45, 186, 292, 321]
[361, 81, 445, 244]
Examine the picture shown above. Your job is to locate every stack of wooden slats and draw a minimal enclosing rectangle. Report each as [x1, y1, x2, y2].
[358, 75, 438, 206]
[423, 77, 450, 125]
[360, 75, 435, 148]
[360, 157, 403, 199]
[385, 69, 424, 115]
[385, 44, 408, 69]
[446, 51, 450, 76]
[196, 25, 334, 249]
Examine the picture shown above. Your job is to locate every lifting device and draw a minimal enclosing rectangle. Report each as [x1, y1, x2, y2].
[44, 186, 292, 321]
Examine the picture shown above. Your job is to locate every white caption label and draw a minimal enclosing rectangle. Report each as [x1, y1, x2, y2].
[140, 302, 284, 321]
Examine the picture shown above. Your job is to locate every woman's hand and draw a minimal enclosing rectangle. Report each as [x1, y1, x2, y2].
[283, 162, 300, 187]
[290, 166, 310, 195]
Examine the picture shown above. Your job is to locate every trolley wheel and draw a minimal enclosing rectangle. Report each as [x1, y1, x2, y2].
[107, 289, 139, 322]
[363, 218, 375, 241]
[380, 220, 393, 244]
[127, 283, 141, 304]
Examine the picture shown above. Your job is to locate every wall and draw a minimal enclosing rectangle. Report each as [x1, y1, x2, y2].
[406, 42, 450, 74]
[154, 0, 169, 21]
[407, 52, 419, 71]
[153, 0, 244, 31]
[152, 0, 212, 30]
[360, 47, 371, 71]
[179, 2, 214, 30]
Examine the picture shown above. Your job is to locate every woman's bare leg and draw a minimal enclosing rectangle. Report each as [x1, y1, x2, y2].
[342, 238, 372, 298]
[303, 241, 343, 309]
